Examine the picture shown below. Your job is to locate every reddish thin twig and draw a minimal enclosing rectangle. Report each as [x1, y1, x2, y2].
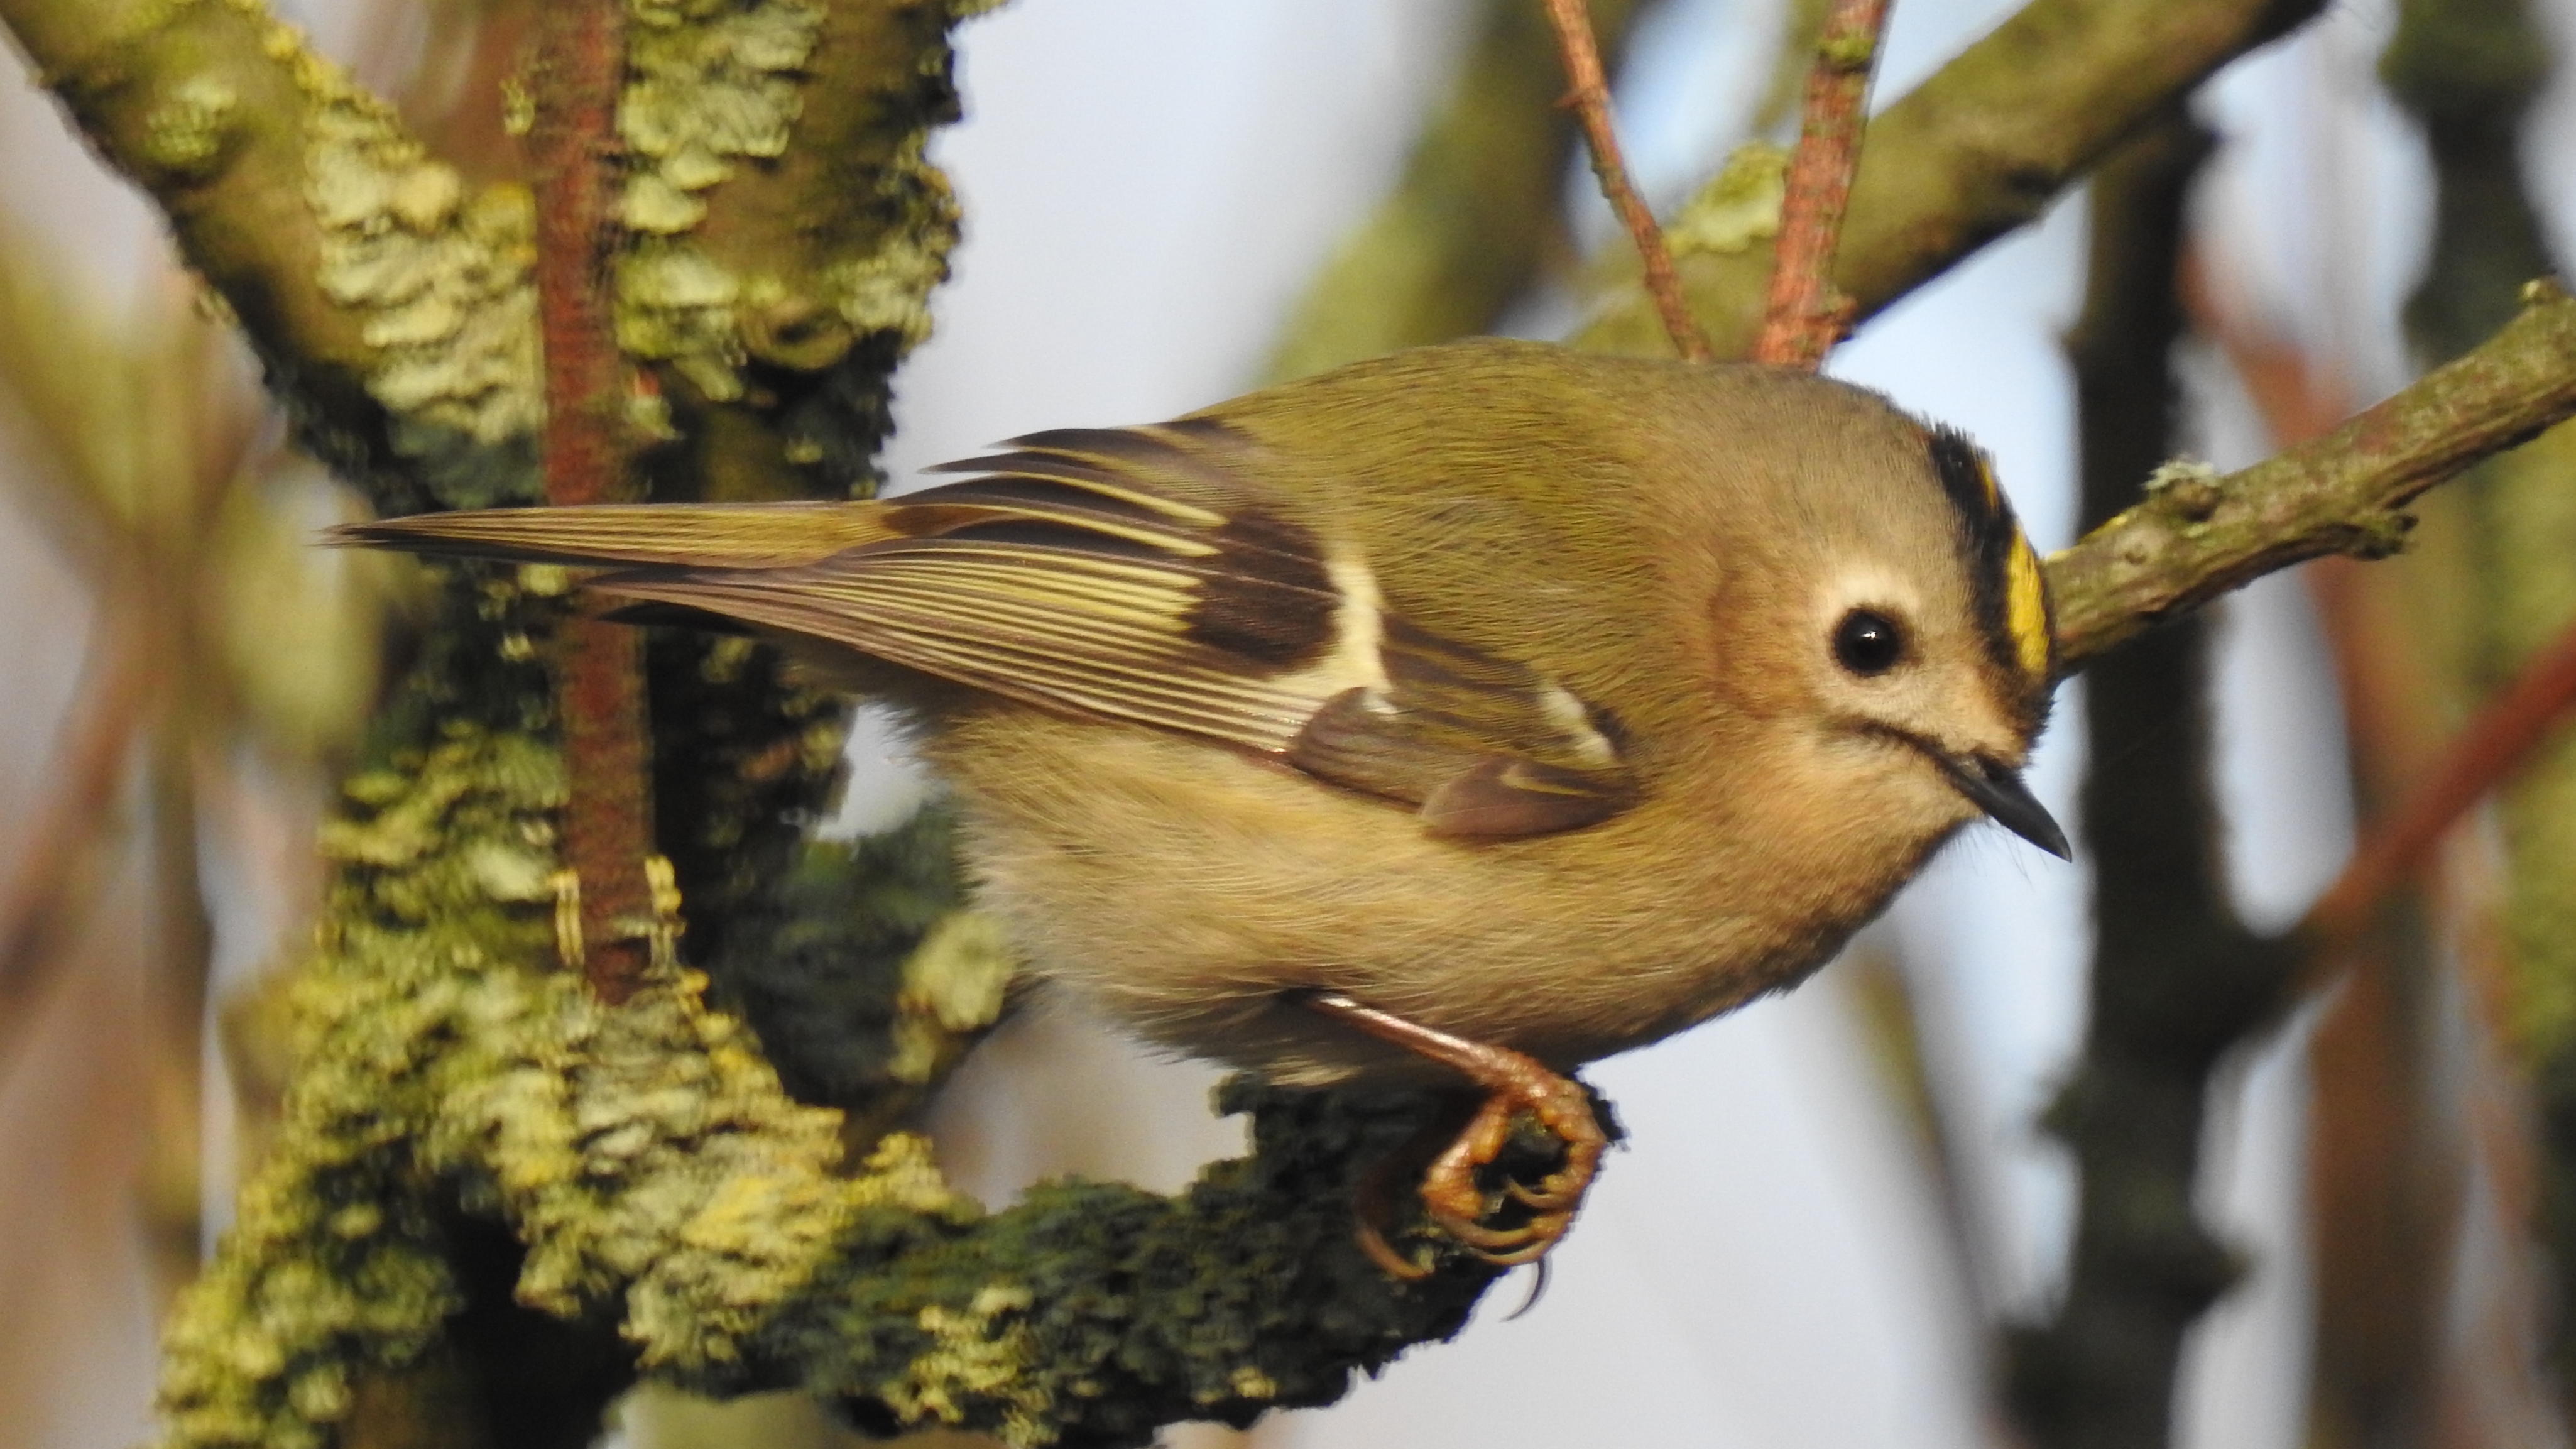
[531, 0, 657, 1002]
[2300, 619, 2576, 952]
[1540, 0, 1711, 363]
[1752, 0, 1894, 370]
[0, 601, 155, 1019]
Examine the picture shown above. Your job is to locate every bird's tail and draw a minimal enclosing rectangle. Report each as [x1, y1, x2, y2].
[326, 501, 898, 571]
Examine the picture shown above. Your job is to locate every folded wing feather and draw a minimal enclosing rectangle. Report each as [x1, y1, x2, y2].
[330, 421, 1640, 837]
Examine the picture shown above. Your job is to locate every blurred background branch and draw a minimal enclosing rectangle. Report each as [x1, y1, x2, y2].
[2002, 110, 2287, 1449]
[1265, 0, 1652, 381]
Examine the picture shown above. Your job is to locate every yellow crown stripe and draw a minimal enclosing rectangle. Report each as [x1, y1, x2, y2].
[2004, 531, 2050, 679]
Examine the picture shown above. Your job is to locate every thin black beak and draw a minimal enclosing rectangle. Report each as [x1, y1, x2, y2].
[1940, 753, 2071, 860]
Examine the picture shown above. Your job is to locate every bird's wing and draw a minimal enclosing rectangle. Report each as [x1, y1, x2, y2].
[336, 421, 1639, 837]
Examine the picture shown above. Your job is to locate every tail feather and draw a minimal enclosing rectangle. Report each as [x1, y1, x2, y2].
[325, 501, 897, 569]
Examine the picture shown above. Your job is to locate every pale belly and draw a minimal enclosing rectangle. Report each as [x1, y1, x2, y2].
[924, 709, 1914, 1088]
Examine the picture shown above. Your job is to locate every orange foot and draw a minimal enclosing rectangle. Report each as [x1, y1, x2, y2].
[1304, 992, 1609, 1277]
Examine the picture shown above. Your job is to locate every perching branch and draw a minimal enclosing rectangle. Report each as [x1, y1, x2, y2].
[1752, 0, 1892, 368]
[2046, 280, 2576, 668]
[1540, 0, 1710, 361]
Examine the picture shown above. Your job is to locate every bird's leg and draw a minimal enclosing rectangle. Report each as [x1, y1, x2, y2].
[1302, 992, 1608, 1272]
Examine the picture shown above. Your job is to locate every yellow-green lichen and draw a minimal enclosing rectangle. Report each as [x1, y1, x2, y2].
[1668, 142, 1788, 260]
[611, 0, 826, 400]
[888, 910, 1015, 1085]
[1818, 30, 1880, 70]
[158, 715, 983, 1448]
[621, 0, 826, 234]
[302, 59, 541, 464]
[140, 74, 241, 178]
[159, 721, 567, 1449]
[825, 216, 949, 353]
[618, 241, 749, 400]
[890, 1282, 1048, 1440]
[609, 0, 983, 413]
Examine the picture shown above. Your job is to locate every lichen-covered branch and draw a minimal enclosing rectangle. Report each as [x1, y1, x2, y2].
[2045, 281, 2576, 667]
[0, 0, 545, 508]
[619, 0, 1000, 501]
[157, 691, 1490, 1449]
[1577, 0, 2325, 358]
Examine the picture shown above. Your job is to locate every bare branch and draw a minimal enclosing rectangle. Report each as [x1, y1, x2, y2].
[1541, 0, 1710, 361]
[2047, 281, 2576, 668]
[528, 0, 657, 1002]
[1578, 0, 2327, 358]
[1752, 0, 1892, 368]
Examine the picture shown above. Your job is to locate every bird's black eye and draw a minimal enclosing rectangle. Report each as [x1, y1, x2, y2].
[1833, 609, 1907, 676]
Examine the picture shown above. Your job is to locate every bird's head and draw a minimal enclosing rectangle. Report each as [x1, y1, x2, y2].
[1652, 375, 2068, 865]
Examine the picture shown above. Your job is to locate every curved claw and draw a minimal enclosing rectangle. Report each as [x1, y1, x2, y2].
[1504, 1174, 1585, 1214]
[1408, 1078, 1604, 1266]
[1456, 1233, 1560, 1268]
[1429, 1208, 1553, 1254]
[1303, 992, 1612, 1272]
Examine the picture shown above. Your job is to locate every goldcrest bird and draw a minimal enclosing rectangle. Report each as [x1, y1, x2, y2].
[336, 336, 2067, 1269]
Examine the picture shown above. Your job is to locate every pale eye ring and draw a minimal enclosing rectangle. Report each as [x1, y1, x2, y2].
[1833, 608, 1907, 676]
